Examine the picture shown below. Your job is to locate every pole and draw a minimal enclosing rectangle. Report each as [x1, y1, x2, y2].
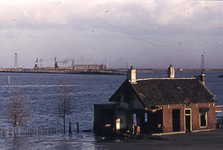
[8, 76, 10, 85]
[76, 122, 79, 133]
[69, 122, 72, 134]
[114, 104, 117, 134]
[63, 103, 65, 134]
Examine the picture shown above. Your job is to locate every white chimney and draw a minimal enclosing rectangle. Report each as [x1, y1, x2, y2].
[127, 66, 136, 83]
[197, 73, 205, 85]
[167, 65, 175, 78]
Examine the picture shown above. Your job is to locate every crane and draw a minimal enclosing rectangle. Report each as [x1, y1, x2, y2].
[71, 59, 75, 69]
[34, 58, 38, 70]
[54, 57, 58, 69]
[201, 55, 205, 74]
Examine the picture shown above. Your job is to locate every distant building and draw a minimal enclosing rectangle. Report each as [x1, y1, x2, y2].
[94, 65, 222, 134]
[74, 64, 106, 70]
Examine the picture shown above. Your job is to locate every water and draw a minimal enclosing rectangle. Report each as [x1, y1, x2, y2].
[0, 73, 124, 132]
[0, 72, 222, 149]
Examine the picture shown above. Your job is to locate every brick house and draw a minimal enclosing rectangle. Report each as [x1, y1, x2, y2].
[94, 65, 222, 134]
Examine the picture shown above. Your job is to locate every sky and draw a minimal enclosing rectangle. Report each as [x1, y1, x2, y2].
[0, 0, 222, 69]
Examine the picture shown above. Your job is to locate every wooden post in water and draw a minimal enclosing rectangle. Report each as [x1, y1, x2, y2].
[76, 122, 79, 133]
[8, 76, 10, 85]
[69, 122, 72, 134]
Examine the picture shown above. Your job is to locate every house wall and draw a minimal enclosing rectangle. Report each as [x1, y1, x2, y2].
[131, 94, 144, 109]
[119, 92, 144, 110]
[93, 104, 115, 132]
[94, 105, 103, 129]
[162, 104, 185, 133]
[119, 93, 129, 109]
[116, 108, 129, 131]
[162, 103, 216, 133]
[113, 90, 144, 133]
[191, 103, 216, 131]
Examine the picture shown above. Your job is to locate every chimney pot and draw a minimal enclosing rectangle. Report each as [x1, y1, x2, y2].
[201, 73, 206, 85]
[167, 65, 175, 78]
[126, 66, 136, 83]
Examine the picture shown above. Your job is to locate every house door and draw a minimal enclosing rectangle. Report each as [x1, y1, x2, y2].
[185, 109, 192, 132]
[172, 109, 180, 132]
[185, 116, 191, 132]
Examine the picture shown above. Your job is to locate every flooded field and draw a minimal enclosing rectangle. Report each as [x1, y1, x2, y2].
[0, 72, 223, 149]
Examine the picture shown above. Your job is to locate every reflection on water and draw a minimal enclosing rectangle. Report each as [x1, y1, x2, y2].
[0, 132, 102, 150]
[0, 72, 222, 149]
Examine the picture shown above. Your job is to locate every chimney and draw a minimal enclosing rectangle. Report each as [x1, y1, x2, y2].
[199, 73, 206, 85]
[126, 66, 136, 83]
[167, 65, 175, 78]
[199, 55, 205, 85]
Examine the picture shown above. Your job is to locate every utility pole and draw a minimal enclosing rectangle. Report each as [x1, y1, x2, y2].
[14, 53, 18, 69]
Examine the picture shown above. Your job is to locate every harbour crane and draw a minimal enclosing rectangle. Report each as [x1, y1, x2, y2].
[54, 57, 59, 69]
[201, 54, 205, 74]
[71, 59, 75, 69]
[34, 58, 38, 69]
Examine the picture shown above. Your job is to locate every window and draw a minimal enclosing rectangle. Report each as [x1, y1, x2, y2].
[199, 108, 208, 128]
[177, 87, 182, 91]
[200, 112, 207, 127]
[132, 113, 136, 126]
[145, 113, 148, 122]
[185, 110, 190, 114]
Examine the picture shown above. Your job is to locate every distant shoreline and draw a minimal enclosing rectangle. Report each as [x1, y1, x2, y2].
[0, 68, 223, 74]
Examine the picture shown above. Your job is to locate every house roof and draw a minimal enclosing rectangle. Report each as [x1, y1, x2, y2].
[110, 77, 215, 108]
[131, 78, 214, 107]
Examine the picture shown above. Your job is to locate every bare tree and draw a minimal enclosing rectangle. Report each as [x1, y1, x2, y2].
[56, 80, 72, 134]
[6, 90, 30, 135]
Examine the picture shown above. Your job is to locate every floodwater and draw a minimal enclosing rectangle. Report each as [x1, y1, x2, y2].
[0, 72, 222, 150]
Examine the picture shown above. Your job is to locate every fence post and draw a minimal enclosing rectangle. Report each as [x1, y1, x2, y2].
[77, 122, 79, 133]
[69, 122, 72, 134]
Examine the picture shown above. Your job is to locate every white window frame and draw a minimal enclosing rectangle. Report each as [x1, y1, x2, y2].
[199, 112, 208, 128]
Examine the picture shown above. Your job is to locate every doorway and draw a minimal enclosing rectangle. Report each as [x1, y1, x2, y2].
[185, 116, 191, 132]
[116, 118, 120, 130]
[184, 109, 192, 132]
[172, 109, 180, 132]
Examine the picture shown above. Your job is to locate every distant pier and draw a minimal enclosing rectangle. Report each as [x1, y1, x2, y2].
[0, 68, 126, 75]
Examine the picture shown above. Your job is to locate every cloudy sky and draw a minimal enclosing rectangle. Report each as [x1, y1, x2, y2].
[0, 0, 222, 69]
